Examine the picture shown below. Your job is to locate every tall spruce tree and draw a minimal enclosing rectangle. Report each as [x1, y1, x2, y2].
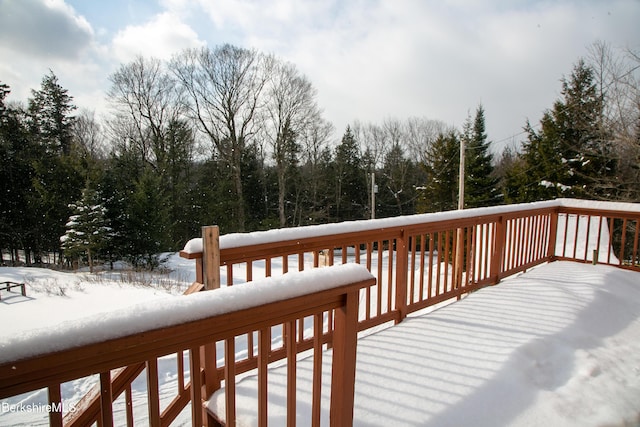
[0, 82, 37, 262]
[27, 72, 83, 261]
[519, 60, 609, 201]
[418, 131, 460, 213]
[377, 143, 419, 217]
[463, 105, 500, 207]
[334, 127, 367, 221]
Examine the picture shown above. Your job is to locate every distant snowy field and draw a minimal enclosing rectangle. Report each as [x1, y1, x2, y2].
[1, 252, 640, 426]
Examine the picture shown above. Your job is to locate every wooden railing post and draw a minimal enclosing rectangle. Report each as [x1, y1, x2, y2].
[489, 216, 505, 285]
[202, 225, 220, 291]
[454, 227, 464, 291]
[201, 226, 221, 424]
[330, 289, 359, 427]
[547, 209, 559, 262]
[394, 229, 409, 323]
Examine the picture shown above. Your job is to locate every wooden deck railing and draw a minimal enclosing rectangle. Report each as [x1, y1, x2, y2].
[1, 198, 638, 426]
[0, 264, 374, 427]
[182, 199, 639, 326]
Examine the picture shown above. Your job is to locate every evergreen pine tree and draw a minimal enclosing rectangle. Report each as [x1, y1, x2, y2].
[0, 82, 38, 262]
[27, 72, 83, 261]
[464, 105, 500, 207]
[61, 187, 112, 271]
[334, 126, 367, 221]
[377, 143, 419, 217]
[126, 168, 171, 268]
[417, 131, 460, 213]
[518, 60, 609, 201]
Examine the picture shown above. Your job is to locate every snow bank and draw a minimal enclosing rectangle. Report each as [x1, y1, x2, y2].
[0, 263, 373, 364]
[182, 198, 640, 254]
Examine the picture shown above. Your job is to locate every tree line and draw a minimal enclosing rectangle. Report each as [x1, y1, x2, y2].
[1, 41, 638, 269]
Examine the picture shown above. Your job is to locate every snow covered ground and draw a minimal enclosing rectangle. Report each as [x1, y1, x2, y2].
[1, 253, 639, 426]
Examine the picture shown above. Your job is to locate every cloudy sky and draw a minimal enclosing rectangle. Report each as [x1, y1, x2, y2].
[1, 0, 639, 153]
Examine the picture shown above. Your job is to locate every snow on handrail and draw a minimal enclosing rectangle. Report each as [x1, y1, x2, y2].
[181, 199, 640, 255]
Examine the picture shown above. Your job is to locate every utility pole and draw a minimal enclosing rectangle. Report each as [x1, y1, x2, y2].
[371, 173, 378, 219]
[458, 134, 465, 210]
[455, 136, 465, 291]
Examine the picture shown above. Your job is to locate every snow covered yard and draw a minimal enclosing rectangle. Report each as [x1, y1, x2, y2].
[1, 256, 639, 426]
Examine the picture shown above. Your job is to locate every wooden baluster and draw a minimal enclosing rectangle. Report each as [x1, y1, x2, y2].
[620, 218, 628, 265]
[225, 338, 237, 427]
[246, 261, 253, 282]
[387, 241, 394, 313]
[584, 215, 592, 262]
[286, 321, 297, 427]
[48, 383, 63, 427]
[435, 232, 442, 296]
[312, 313, 323, 427]
[365, 242, 373, 321]
[562, 214, 570, 258]
[376, 241, 383, 317]
[258, 328, 269, 427]
[607, 217, 614, 264]
[443, 230, 450, 293]
[572, 214, 580, 259]
[427, 233, 434, 298]
[146, 359, 160, 426]
[99, 371, 114, 427]
[409, 234, 417, 305]
[227, 264, 234, 286]
[177, 350, 185, 393]
[189, 347, 203, 427]
[633, 218, 639, 268]
[266, 257, 272, 277]
[125, 385, 134, 427]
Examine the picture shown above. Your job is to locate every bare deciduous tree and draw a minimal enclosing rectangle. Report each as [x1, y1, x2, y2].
[107, 55, 187, 171]
[298, 116, 334, 223]
[587, 41, 640, 201]
[264, 59, 319, 227]
[170, 45, 269, 231]
[72, 109, 105, 160]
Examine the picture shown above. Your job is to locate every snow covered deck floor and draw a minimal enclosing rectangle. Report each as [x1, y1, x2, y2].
[208, 261, 640, 427]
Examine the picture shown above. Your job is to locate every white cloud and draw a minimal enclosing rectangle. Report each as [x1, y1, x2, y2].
[236, 0, 640, 145]
[0, 0, 99, 106]
[2, 0, 638, 153]
[110, 11, 205, 63]
[0, 0, 93, 59]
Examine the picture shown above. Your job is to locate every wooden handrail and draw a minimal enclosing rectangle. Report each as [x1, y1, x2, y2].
[0, 264, 374, 426]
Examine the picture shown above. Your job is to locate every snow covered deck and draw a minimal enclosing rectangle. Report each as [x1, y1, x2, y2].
[207, 261, 640, 427]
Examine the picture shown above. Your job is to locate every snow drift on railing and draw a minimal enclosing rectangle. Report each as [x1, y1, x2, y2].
[181, 199, 640, 254]
[0, 263, 373, 364]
